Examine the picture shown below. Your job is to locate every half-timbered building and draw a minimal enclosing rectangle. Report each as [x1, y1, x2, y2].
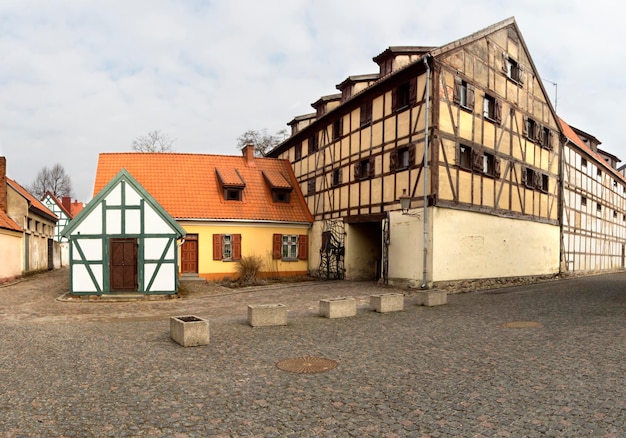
[62, 169, 185, 295]
[560, 119, 626, 273]
[268, 17, 561, 286]
[41, 192, 75, 267]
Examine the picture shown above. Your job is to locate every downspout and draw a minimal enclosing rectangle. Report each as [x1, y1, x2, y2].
[560, 138, 569, 274]
[422, 55, 431, 288]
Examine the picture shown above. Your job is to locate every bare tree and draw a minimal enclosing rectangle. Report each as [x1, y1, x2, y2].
[30, 163, 72, 199]
[131, 130, 175, 152]
[236, 129, 288, 156]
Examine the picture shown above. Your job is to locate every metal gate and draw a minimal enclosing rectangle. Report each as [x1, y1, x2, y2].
[319, 220, 345, 280]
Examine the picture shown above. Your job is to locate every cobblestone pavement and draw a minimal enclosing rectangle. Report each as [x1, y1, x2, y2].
[0, 269, 624, 437]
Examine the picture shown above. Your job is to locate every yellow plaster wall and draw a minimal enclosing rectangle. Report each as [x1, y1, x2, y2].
[179, 222, 310, 280]
[431, 207, 559, 281]
[0, 231, 22, 281]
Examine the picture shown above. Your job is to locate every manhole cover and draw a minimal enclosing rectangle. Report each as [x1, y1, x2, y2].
[276, 356, 338, 374]
[501, 321, 543, 328]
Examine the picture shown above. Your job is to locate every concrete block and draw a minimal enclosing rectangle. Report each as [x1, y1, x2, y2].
[415, 290, 447, 306]
[247, 303, 288, 327]
[319, 296, 357, 318]
[370, 293, 404, 313]
[170, 315, 210, 347]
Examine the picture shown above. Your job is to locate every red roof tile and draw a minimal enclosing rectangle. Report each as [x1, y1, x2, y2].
[44, 191, 73, 219]
[559, 118, 626, 183]
[7, 178, 58, 222]
[94, 152, 313, 223]
[0, 210, 21, 232]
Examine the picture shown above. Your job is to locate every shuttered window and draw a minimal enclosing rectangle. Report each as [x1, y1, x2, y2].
[272, 234, 308, 260]
[213, 234, 241, 261]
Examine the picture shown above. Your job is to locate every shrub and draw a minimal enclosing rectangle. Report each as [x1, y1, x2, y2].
[236, 255, 264, 285]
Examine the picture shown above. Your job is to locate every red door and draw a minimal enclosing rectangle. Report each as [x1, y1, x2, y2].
[110, 238, 138, 292]
[181, 234, 199, 273]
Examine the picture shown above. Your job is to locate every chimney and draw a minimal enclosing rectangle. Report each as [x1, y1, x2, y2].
[243, 144, 256, 166]
[62, 196, 72, 212]
[0, 156, 7, 213]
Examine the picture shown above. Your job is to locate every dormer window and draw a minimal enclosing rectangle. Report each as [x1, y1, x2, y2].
[225, 188, 242, 201]
[216, 168, 246, 202]
[262, 170, 294, 203]
[272, 190, 291, 203]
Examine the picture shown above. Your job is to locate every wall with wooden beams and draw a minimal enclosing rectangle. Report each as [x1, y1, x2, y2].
[434, 27, 559, 225]
[562, 145, 626, 272]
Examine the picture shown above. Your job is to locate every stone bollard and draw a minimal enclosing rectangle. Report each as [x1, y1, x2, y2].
[319, 296, 357, 318]
[370, 293, 404, 313]
[415, 290, 447, 306]
[247, 303, 288, 327]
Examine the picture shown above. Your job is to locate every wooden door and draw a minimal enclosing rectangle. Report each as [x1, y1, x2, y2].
[181, 234, 199, 273]
[110, 238, 138, 292]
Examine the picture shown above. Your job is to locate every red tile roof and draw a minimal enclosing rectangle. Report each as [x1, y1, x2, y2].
[559, 118, 626, 183]
[0, 210, 21, 232]
[94, 152, 313, 223]
[7, 178, 58, 222]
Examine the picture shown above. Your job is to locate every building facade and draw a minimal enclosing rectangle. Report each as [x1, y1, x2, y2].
[560, 119, 626, 273]
[268, 17, 562, 286]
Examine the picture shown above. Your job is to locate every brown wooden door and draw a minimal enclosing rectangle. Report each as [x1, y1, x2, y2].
[181, 234, 198, 273]
[110, 238, 138, 292]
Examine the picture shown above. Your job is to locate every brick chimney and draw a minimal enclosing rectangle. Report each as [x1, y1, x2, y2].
[0, 156, 7, 213]
[62, 196, 72, 212]
[243, 144, 256, 167]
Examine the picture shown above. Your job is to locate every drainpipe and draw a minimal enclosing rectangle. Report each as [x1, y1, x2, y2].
[422, 56, 431, 288]
[560, 138, 569, 274]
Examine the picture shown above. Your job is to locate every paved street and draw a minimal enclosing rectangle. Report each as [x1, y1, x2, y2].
[0, 269, 624, 437]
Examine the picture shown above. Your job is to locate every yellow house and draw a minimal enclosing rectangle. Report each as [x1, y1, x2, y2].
[93, 146, 313, 281]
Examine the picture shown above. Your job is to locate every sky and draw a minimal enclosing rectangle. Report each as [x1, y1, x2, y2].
[1, 0, 624, 202]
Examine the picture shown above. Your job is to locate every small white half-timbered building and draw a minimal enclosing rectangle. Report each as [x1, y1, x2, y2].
[41, 191, 73, 267]
[62, 169, 185, 295]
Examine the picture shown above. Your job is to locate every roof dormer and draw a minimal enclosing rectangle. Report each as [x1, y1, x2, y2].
[311, 93, 342, 118]
[336, 74, 379, 102]
[216, 168, 246, 201]
[262, 170, 293, 203]
[372, 46, 434, 77]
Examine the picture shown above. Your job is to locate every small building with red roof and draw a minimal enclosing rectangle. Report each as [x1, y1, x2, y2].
[0, 157, 59, 276]
[91, 146, 313, 283]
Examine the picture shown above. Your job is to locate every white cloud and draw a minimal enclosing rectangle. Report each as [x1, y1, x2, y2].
[1, 0, 625, 200]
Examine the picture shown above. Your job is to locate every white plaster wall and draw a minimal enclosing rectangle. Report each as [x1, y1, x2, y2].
[387, 210, 427, 285]
[145, 263, 175, 291]
[125, 183, 142, 205]
[431, 208, 560, 281]
[144, 238, 172, 259]
[125, 209, 141, 234]
[74, 204, 103, 235]
[73, 264, 103, 292]
[144, 207, 173, 234]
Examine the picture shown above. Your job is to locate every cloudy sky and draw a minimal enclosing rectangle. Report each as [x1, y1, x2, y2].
[1, 0, 623, 201]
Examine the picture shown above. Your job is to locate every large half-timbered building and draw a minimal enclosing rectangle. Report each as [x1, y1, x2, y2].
[268, 17, 562, 286]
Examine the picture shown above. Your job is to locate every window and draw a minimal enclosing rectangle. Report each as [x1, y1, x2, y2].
[354, 158, 374, 180]
[503, 54, 522, 83]
[453, 77, 474, 110]
[541, 174, 549, 192]
[332, 169, 342, 187]
[597, 168, 602, 178]
[225, 188, 242, 201]
[613, 179, 618, 188]
[597, 203, 602, 213]
[524, 117, 537, 141]
[332, 119, 342, 141]
[581, 158, 587, 168]
[295, 143, 302, 161]
[581, 196, 587, 207]
[483, 152, 495, 176]
[398, 147, 410, 169]
[308, 134, 318, 155]
[360, 101, 373, 127]
[272, 190, 290, 203]
[459, 144, 472, 170]
[483, 94, 496, 120]
[223, 234, 232, 260]
[307, 179, 316, 195]
[614, 210, 618, 219]
[213, 234, 241, 261]
[272, 234, 308, 261]
[395, 82, 411, 111]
